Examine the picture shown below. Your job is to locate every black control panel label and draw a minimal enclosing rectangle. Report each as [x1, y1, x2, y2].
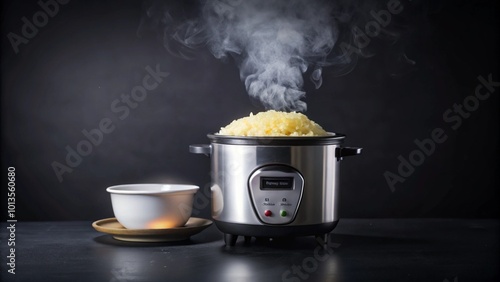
[260, 177, 294, 190]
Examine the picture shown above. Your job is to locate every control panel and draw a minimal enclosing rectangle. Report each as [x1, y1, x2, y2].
[248, 165, 304, 225]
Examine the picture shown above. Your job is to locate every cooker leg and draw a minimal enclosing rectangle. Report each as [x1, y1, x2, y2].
[224, 234, 238, 246]
[244, 236, 252, 244]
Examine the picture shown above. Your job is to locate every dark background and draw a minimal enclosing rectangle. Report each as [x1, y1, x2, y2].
[1, 0, 498, 221]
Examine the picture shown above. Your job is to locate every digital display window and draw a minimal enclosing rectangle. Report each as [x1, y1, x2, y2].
[260, 177, 294, 190]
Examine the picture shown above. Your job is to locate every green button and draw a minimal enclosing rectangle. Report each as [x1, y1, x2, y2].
[280, 210, 287, 217]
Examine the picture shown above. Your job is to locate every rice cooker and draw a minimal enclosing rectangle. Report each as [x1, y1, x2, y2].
[190, 133, 361, 246]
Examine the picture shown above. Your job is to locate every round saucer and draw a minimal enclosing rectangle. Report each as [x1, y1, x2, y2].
[92, 217, 213, 242]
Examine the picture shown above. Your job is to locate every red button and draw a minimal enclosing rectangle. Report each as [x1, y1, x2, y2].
[264, 210, 272, 217]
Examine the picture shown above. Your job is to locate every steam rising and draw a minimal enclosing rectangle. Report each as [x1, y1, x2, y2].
[202, 0, 337, 112]
[140, 0, 406, 111]
[142, 0, 340, 112]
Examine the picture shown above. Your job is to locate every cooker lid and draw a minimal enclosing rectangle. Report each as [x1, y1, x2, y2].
[207, 132, 346, 145]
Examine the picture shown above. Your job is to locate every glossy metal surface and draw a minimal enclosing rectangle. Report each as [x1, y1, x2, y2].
[210, 143, 341, 226]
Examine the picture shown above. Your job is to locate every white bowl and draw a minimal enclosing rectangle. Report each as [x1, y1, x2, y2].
[106, 184, 199, 229]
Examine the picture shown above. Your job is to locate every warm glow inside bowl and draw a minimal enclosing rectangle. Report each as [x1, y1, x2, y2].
[106, 184, 199, 229]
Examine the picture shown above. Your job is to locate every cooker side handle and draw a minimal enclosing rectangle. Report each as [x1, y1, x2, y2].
[336, 147, 362, 161]
[189, 144, 212, 156]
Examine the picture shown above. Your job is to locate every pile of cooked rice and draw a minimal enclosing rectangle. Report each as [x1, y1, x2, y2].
[218, 110, 328, 136]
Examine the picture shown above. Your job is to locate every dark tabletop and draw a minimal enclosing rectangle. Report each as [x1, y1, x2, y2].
[1, 219, 498, 282]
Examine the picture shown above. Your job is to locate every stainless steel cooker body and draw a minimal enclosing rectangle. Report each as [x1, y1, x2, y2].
[190, 133, 361, 246]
